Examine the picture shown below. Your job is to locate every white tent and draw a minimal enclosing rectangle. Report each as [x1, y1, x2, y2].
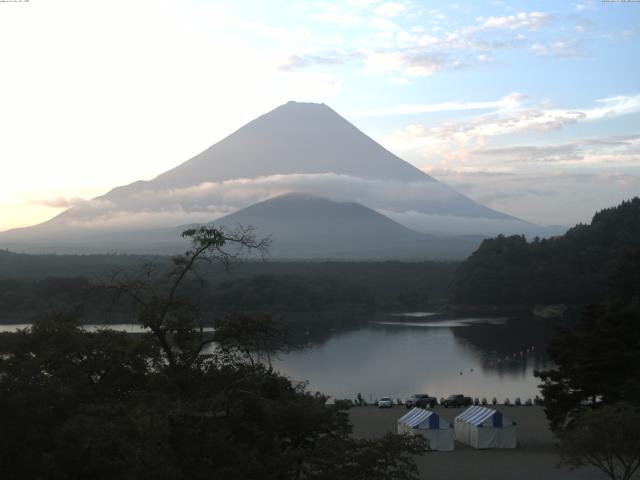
[397, 408, 454, 451]
[454, 406, 517, 449]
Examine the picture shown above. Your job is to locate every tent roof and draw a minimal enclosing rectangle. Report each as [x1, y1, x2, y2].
[398, 408, 438, 428]
[455, 406, 505, 426]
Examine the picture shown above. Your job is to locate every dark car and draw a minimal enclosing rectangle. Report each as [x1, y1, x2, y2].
[442, 394, 473, 407]
[405, 393, 437, 409]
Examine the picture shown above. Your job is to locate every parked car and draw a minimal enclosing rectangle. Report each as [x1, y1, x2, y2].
[405, 393, 437, 409]
[377, 397, 394, 408]
[442, 394, 473, 407]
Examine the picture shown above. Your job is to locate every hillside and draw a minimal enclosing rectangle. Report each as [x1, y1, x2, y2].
[451, 197, 640, 306]
[0, 193, 485, 259]
[214, 193, 483, 259]
[0, 101, 546, 254]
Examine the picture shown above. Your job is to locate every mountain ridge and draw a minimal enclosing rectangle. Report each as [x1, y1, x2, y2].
[0, 100, 549, 254]
[0, 193, 485, 259]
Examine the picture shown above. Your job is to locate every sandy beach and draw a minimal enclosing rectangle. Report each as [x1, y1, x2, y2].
[349, 405, 610, 480]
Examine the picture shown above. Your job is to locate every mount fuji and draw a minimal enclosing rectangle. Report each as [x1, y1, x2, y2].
[0, 101, 561, 257]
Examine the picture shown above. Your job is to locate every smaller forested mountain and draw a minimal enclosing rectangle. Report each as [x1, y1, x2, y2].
[213, 193, 483, 259]
[451, 197, 640, 306]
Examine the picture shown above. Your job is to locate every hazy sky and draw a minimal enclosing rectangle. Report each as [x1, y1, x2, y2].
[1, 0, 638, 231]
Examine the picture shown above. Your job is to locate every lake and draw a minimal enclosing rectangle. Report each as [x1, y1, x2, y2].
[0, 312, 558, 403]
[272, 313, 555, 404]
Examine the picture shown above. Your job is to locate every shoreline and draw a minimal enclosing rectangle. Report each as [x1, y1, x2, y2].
[348, 405, 607, 480]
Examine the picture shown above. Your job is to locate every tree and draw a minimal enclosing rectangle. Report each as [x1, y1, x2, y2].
[109, 225, 269, 373]
[558, 403, 640, 480]
[452, 197, 640, 306]
[0, 225, 426, 479]
[535, 249, 640, 430]
[0, 312, 165, 480]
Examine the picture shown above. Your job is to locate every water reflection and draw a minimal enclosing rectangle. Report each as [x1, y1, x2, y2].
[0, 323, 215, 334]
[0, 313, 563, 403]
[372, 317, 509, 328]
[272, 314, 558, 403]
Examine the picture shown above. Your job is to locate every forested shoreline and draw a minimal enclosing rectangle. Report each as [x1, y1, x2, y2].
[0, 258, 457, 323]
[2, 197, 638, 322]
[451, 198, 640, 307]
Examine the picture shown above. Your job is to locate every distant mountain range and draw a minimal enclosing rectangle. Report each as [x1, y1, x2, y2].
[0, 101, 565, 258]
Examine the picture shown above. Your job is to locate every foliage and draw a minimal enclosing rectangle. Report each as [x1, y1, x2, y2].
[107, 224, 269, 372]
[0, 226, 424, 479]
[452, 197, 640, 305]
[558, 403, 640, 480]
[0, 261, 456, 321]
[535, 249, 640, 430]
[0, 313, 165, 479]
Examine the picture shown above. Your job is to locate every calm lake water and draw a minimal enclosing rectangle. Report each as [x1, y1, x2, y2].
[272, 313, 555, 404]
[0, 313, 557, 403]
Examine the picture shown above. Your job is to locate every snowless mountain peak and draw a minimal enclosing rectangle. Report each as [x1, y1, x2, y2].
[0, 101, 557, 255]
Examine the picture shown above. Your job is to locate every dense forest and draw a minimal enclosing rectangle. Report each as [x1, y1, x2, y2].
[0, 250, 151, 279]
[3, 197, 637, 318]
[0, 228, 427, 479]
[451, 197, 640, 306]
[0, 257, 457, 322]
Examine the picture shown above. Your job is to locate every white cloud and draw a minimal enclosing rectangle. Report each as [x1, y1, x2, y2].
[392, 77, 411, 86]
[350, 92, 525, 116]
[370, 16, 400, 31]
[438, 170, 640, 226]
[386, 95, 640, 152]
[586, 95, 640, 119]
[479, 11, 553, 31]
[312, 2, 368, 27]
[280, 5, 584, 81]
[380, 210, 545, 236]
[468, 134, 640, 167]
[279, 51, 364, 71]
[313, 11, 364, 27]
[46, 172, 497, 231]
[574, 1, 596, 12]
[361, 48, 461, 77]
[374, 2, 407, 18]
[64, 207, 231, 231]
[529, 38, 585, 57]
[29, 196, 87, 209]
[470, 144, 582, 164]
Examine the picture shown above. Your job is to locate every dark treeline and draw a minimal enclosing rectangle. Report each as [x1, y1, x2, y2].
[0, 260, 458, 322]
[0, 228, 427, 480]
[536, 248, 640, 429]
[532, 249, 640, 480]
[0, 250, 150, 279]
[451, 197, 640, 306]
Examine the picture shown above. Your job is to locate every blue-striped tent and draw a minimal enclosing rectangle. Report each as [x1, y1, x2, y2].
[397, 408, 454, 451]
[454, 406, 517, 449]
